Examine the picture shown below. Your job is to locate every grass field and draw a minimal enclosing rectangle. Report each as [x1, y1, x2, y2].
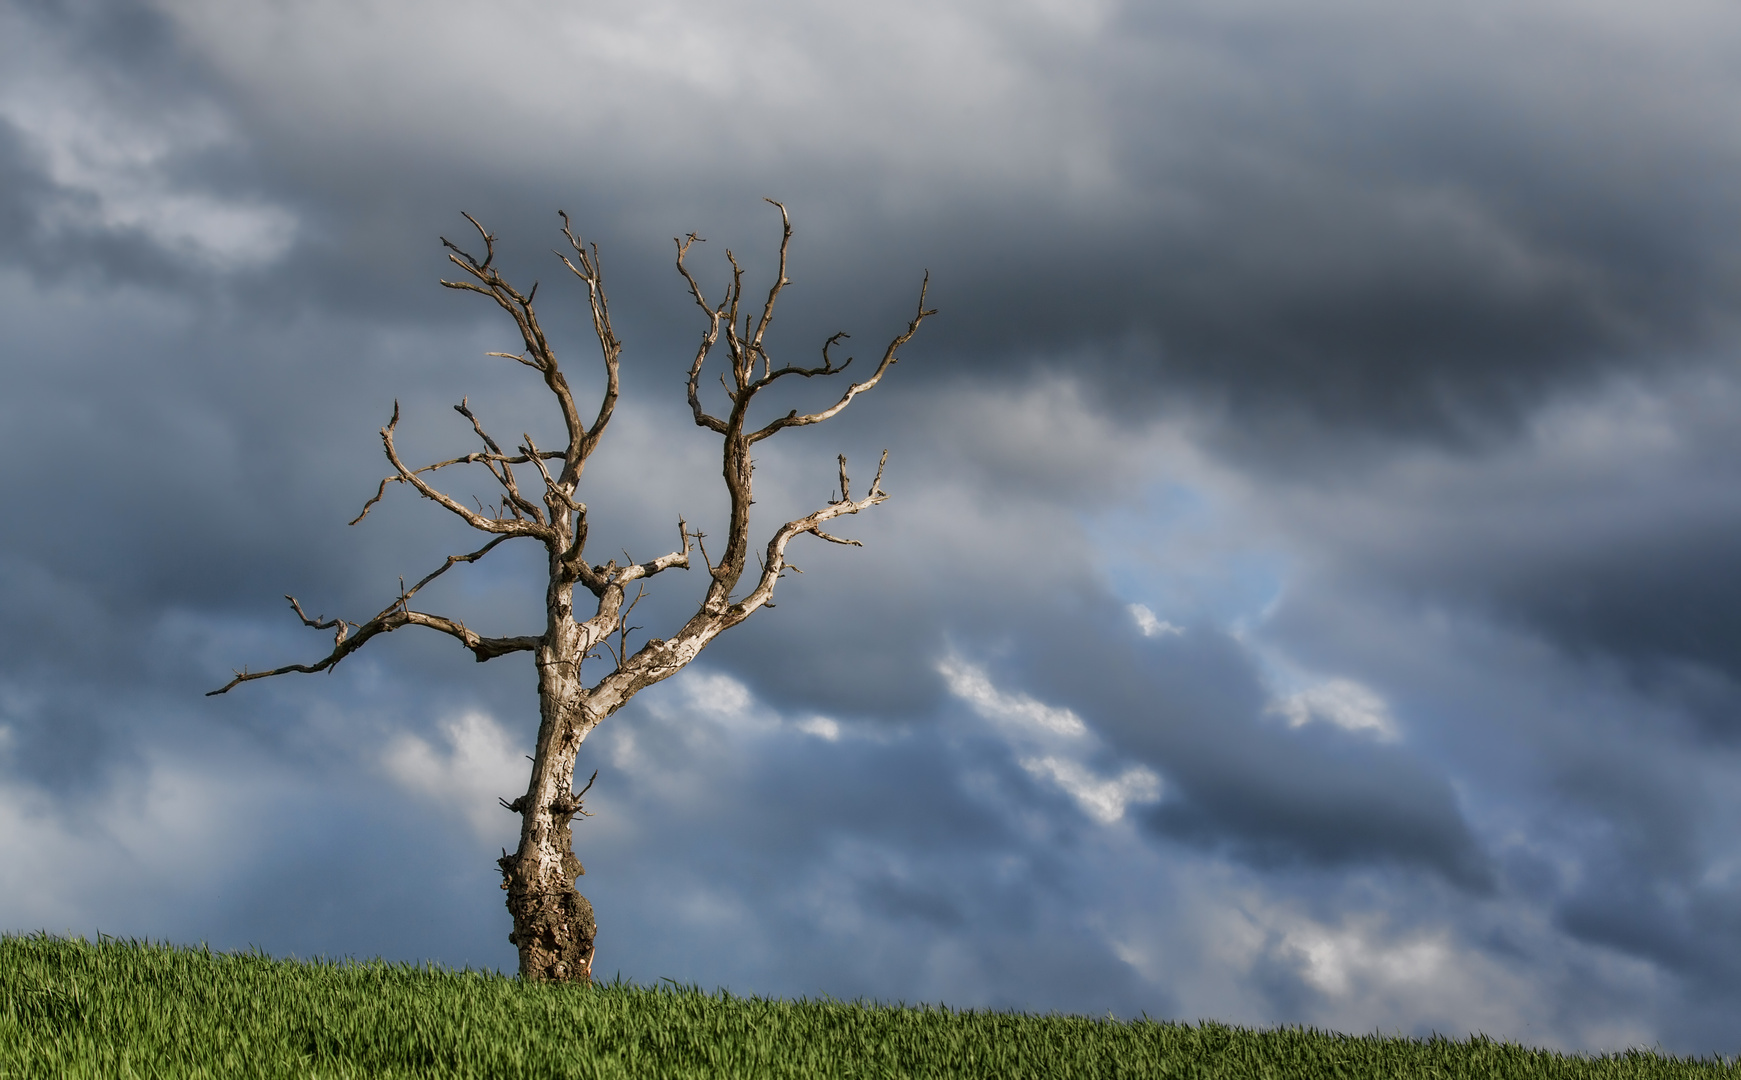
[1, 933, 1734, 1079]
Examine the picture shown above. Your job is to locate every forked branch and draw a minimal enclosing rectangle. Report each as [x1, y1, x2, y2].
[206, 537, 540, 695]
[748, 274, 933, 442]
[371, 402, 558, 541]
[554, 211, 622, 471]
[349, 412, 564, 527]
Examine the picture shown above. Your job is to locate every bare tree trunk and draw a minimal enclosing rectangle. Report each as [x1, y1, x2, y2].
[499, 727, 595, 979]
[499, 573, 597, 981]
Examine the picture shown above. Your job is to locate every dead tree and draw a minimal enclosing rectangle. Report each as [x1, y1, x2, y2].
[209, 201, 933, 983]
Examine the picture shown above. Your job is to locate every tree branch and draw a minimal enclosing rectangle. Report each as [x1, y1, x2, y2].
[373, 401, 557, 540]
[574, 450, 892, 724]
[738, 449, 888, 605]
[609, 518, 692, 586]
[454, 398, 546, 522]
[676, 232, 730, 435]
[555, 212, 622, 473]
[440, 212, 598, 498]
[349, 439, 565, 526]
[747, 198, 793, 379]
[748, 274, 934, 443]
[206, 536, 539, 695]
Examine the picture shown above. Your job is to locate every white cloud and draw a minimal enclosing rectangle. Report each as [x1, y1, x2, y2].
[940, 654, 1164, 825]
[1186, 893, 1657, 1051]
[382, 712, 527, 837]
[0, 752, 305, 939]
[0, 16, 297, 270]
[154, 0, 1134, 204]
[795, 716, 842, 741]
[635, 670, 859, 750]
[650, 670, 784, 736]
[678, 670, 756, 721]
[1287, 919, 1450, 998]
[937, 655, 1087, 737]
[1129, 603, 1184, 637]
[1268, 678, 1399, 741]
[6, 98, 297, 268]
[1018, 755, 1162, 823]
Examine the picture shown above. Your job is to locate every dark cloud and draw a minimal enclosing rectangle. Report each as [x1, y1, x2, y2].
[967, 619, 1494, 889]
[9, 0, 1741, 1056]
[1479, 523, 1741, 708]
[1252, 371, 1741, 715]
[13, 1, 1741, 439]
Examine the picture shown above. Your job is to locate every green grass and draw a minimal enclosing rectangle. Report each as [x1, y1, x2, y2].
[0, 934, 1732, 1079]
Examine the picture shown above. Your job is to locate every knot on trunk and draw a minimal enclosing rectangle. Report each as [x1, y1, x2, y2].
[547, 769, 598, 823]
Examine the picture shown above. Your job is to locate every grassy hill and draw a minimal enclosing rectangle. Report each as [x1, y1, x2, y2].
[1, 933, 1732, 1078]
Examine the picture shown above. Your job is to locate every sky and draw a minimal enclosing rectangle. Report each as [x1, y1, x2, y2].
[4, 0, 1741, 1055]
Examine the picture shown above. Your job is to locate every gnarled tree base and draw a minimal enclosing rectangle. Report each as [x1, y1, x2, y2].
[501, 852, 596, 983]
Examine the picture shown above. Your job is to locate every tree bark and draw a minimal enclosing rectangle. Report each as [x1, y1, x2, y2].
[498, 574, 598, 982]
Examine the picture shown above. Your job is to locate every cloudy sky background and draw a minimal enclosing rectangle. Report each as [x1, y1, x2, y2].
[5, 0, 1741, 1054]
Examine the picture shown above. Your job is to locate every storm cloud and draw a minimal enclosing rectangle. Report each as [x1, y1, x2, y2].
[4, 0, 1741, 1055]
